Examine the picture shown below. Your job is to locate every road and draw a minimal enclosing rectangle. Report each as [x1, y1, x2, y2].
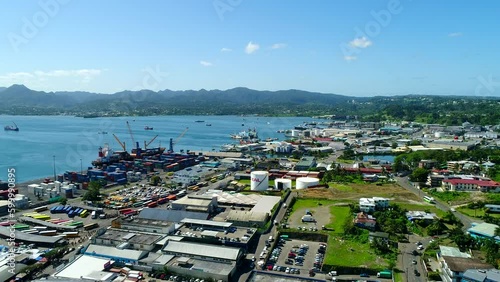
[399, 235, 432, 282]
[394, 176, 480, 229]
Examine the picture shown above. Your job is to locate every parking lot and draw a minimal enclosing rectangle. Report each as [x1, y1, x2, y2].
[264, 238, 326, 278]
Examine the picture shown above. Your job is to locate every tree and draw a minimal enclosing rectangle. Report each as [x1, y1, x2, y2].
[427, 220, 447, 236]
[82, 181, 102, 202]
[409, 168, 429, 183]
[58, 197, 67, 205]
[150, 175, 161, 186]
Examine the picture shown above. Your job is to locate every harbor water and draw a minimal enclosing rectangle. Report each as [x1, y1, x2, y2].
[0, 115, 317, 182]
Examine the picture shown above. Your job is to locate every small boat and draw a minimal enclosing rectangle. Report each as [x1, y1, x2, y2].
[4, 122, 19, 131]
[206, 124, 212, 126]
[98, 131, 108, 134]
[144, 126, 153, 130]
[195, 120, 205, 123]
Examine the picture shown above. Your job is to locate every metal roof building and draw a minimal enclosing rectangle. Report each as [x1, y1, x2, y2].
[162, 240, 243, 263]
[85, 244, 148, 264]
[53, 255, 117, 281]
[0, 227, 65, 247]
[467, 222, 500, 241]
[137, 208, 209, 222]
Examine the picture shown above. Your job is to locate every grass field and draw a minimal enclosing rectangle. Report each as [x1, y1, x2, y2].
[457, 207, 500, 218]
[290, 198, 338, 212]
[324, 236, 388, 269]
[298, 183, 421, 202]
[325, 206, 351, 233]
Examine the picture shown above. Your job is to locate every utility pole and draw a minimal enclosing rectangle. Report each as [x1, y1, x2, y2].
[80, 158, 83, 174]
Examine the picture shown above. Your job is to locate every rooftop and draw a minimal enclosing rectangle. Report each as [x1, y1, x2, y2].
[443, 178, 500, 187]
[180, 218, 232, 228]
[53, 254, 114, 280]
[442, 256, 493, 272]
[0, 227, 64, 245]
[167, 256, 235, 276]
[162, 241, 242, 261]
[97, 228, 164, 245]
[226, 210, 269, 222]
[85, 244, 148, 261]
[172, 196, 214, 207]
[250, 195, 281, 214]
[468, 222, 500, 238]
[463, 269, 500, 282]
[137, 208, 209, 222]
[439, 246, 471, 258]
[176, 222, 255, 242]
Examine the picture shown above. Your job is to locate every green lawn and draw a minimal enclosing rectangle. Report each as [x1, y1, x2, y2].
[329, 183, 354, 192]
[325, 206, 351, 233]
[290, 199, 337, 212]
[457, 207, 500, 218]
[394, 271, 404, 282]
[396, 202, 446, 218]
[324, 235, 387, 269]
[428, 190, 470, 203]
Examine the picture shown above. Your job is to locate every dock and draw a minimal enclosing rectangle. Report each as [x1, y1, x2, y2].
[189, 151, 244, 158]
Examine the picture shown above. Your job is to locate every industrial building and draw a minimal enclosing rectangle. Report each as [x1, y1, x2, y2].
[162, 240, 243, 263]
[84, 244, 149, 265]
[113, 216, 176, 234]
[52, 255, 117, 281]
[294, 156, 317, 171]
[166, 256, 236, 282]
[0, 227, 66, 247]
[137, 208, 209, 222]
[94, 228, 165, 251]
[171, 195, 218, 213]
[225, 210, 269, 227]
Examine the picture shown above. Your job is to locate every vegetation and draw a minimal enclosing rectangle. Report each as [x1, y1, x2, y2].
[322, 165, 364, 184]
[82, 181, 102, 202]
[409, 168, 429, 183]
[428, 190, 470, 203]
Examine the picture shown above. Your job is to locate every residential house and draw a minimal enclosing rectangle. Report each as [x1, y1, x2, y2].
[354, 212, 376, 230]
[359, 197, 389, 213]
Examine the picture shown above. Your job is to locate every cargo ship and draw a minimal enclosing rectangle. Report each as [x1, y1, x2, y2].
[4, 122, 19, 131]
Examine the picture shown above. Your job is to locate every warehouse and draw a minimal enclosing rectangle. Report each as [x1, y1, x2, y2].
[162, 240, 244, 264]
[53, 255, 117, 281]
[171, 195, 218, 213]
[94, 228, 165, 251]
[84, 244, 148, 265]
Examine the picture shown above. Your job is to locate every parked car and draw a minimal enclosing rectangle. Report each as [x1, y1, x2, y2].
[360, 273, 370, 277]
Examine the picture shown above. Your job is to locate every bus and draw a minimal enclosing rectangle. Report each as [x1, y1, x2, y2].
[84, 223, 99, 230]
[69, 221, 84, 228]
[80, 210, 89, 218]
[63, 231, 79, 238]
[33, 214, 51, 221]
[34, 206, 48, 212]
[423, 196, 435, 203]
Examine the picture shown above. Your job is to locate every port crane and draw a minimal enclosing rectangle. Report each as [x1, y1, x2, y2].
[144, 135, 159, 150]
[169, 127, 189, 153]
[112, 134, 127, 151]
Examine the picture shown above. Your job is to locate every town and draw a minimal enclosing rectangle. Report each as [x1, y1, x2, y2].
[1, 119, 500, 282]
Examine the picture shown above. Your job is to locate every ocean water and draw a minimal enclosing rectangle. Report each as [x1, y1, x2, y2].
[0, 115, 316, 182]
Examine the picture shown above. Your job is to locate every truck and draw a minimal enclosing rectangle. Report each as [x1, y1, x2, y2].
[377, 270, 392, 278]
[301, 215, 315, 222]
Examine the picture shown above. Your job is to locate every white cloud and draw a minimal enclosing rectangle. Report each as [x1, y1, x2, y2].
[0, 69, 104, 85]
[270, 43, 287, 49]
[245, 41, 260, 54]
[448, 32, 463, 37]
[200, 61, 213, 67]
[344, 56, 357, 61]
[349, 37, 372, 48]
[220, 47, 232, 52]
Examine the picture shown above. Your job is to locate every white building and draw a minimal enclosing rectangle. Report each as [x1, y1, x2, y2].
[359, 197, 389, 213]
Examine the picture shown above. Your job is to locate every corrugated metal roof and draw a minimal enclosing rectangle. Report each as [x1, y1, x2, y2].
[163, 241, 241, 261]
[85, 244, 147, 261]
[137, 209, 208, 222]
[181, 218, 232, 228]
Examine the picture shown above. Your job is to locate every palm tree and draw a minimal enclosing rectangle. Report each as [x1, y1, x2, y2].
[494, 227, 500, 238]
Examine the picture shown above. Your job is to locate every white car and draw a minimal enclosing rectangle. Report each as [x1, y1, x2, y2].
[417, 245, 424, 250]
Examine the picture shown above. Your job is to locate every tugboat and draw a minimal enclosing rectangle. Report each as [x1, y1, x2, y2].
[4, 122, 19, 131]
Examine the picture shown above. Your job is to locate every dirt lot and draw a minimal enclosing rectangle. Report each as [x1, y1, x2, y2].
[287, 204, 336, 230]
[298, 183, 421, 202]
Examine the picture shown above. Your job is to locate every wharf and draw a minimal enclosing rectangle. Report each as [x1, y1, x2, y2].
[189, 151, 243, 158]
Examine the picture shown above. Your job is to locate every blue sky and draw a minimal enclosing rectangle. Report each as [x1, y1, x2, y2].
[0, 0, 499, 96]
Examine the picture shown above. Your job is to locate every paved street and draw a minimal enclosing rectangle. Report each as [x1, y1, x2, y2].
[398, 235, 432, 282]
[394, 176, 481, 229]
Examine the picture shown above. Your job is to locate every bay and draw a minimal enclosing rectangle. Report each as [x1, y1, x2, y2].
[0, 115, 317, 182]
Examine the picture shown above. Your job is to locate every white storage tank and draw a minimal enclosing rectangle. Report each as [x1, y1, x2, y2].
[250, 171, 269, 191]
[296, 177, 320, 189]
[274, 178, 292, 190]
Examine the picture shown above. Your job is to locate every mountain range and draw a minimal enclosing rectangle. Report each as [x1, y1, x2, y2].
[0, 84, 499, 126]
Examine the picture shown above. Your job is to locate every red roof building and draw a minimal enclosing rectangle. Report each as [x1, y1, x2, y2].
[442, 178, 500, 192]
